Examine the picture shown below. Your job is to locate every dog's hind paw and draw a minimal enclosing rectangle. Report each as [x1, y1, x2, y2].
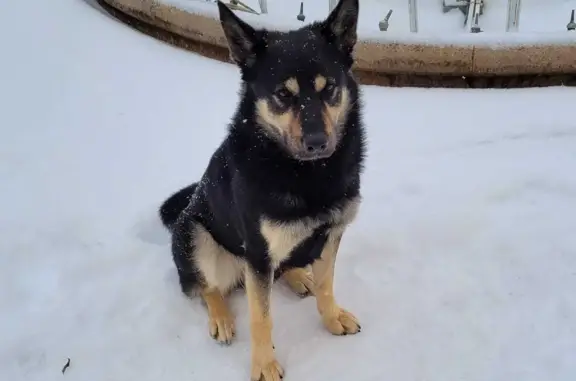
[282, 268, 315, 297]
[202, 289, 236, 345]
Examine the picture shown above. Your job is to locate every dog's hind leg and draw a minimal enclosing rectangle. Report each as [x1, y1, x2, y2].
[172, 216, 241, 345]
[200, 287, 236, 345]
[194, 224, 244, 344]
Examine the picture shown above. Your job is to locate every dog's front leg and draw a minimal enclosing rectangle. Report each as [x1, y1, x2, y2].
[312, 231, 361, 336]
[245, 262, 284, 381]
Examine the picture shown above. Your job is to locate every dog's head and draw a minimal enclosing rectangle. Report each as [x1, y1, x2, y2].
[217, 0, 359, 161]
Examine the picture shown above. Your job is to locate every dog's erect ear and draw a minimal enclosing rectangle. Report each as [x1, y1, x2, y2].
[320, 0, 359, 55]
[217, 1, 262, 67]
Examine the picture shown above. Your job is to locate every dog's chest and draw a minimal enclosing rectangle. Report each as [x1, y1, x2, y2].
[259, 196, 360, 268]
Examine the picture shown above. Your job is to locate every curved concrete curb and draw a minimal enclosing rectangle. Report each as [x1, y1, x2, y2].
[97, 0, 576, 88]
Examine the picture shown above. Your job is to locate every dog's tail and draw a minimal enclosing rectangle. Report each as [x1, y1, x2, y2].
[159, 182, 198, 230]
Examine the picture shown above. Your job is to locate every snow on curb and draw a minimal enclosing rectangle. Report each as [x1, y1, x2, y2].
[97, 0, 576, 84]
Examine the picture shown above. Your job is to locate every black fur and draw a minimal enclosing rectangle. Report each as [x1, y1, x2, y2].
[159, 0, 365, 296]
[159, 183, 197, 229]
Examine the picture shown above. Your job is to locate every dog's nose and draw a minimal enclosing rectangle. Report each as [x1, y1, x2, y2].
[302, 133, 328, 153]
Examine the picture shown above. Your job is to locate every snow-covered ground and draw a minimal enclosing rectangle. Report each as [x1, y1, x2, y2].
[2, 1, 576, 381]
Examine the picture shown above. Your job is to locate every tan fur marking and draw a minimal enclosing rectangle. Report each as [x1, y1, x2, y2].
[255, 99, 291, 135]
[260, 195, 360, 270]
[193, 225, 245, 294]
[284, 77, 300, 95]
[322, 111, 335, 137]
[255, 99, 302, 142]
[312, 232, 361, 336]
[323, 87, 351, 137]
[312, 234, 340, 314]
[201, 288, 235, 344]
[289, 113, 303, 140]
[245, 266, 284, 381]
[260, 218, 316, 268]
[314, 75, 327, 92]
[309, 196, 362, 335]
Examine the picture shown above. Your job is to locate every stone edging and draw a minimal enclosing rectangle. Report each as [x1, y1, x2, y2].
[97, 0, 576, 88]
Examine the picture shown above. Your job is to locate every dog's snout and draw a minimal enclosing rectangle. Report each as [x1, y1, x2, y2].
[302, 133, 328, 153]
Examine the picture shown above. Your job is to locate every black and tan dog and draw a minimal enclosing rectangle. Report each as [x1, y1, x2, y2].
[159, 0, 365, 379]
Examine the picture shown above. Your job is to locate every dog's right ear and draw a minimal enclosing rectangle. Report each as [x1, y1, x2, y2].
[217, 1, 262, 67]
[319, 0, 359, 58]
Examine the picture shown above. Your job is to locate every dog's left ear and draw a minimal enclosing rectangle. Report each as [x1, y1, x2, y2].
[320, 0, 359, 56]
[217, 1, 264, 68]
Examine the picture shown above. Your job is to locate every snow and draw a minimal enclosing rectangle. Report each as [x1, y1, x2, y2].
[2, 1, 576, 381]
[164, 0, 576, 47]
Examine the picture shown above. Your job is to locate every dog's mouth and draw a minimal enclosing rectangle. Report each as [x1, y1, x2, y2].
[292, 148, 335, 161]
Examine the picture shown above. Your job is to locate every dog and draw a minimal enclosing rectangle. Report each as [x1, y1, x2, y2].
[158, 0, 365, 379]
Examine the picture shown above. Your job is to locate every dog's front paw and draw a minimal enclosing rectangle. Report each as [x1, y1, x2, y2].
[250, 357, 284, 381]
[321, 307, 361, 336]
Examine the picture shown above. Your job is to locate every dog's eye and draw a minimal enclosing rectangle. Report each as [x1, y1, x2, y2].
[324, 82, 337, 97]
[274, 88, 293, 102]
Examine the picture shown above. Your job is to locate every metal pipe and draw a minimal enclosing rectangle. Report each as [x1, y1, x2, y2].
[379, 9, 393, 31]
[259, 0, 268, 14]
[466, 0, 483, 33]
[408, 0, 418, 33]
[568, 9, 576, 31]
[297, 2, 305, 22]
[506, 0, 522, 32]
